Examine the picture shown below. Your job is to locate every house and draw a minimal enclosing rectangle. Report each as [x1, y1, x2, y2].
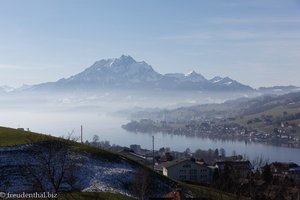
[270, 162, 299, 175]
[288, 167, 300, 183]
[154, 164, 164, 174]
[270, 162, 300, 182]
[130, 144, 141, 154]
[159, 152, 174, 163]
[161, 158, 213, 184]
[215, 160, 252, 177]
[119, 148, 148, 164]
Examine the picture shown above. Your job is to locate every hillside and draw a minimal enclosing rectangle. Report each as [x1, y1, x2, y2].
[0, 127, 173, 199]
[127, 92, 300, 147]
[0, 127, 248, 200]
[131, 91, 300, 121]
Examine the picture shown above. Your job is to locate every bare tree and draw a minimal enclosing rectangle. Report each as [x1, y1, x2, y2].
[251, 155, 269, 170]
[61, 129, 81, 142]
[130, 168, 153, 200]
[220, 148, 226, 158]
[21, 140, 80, 194]
[92, 135, 100, 147]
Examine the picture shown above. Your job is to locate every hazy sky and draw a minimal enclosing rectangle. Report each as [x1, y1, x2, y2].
[0, 0, 300, 88]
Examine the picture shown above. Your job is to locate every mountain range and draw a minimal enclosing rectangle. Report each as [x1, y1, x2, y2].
[25, 55, 253, 92]
[5, 55, 299, 93]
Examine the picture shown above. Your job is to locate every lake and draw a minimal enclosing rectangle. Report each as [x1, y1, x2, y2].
[1, 109, 300, 165]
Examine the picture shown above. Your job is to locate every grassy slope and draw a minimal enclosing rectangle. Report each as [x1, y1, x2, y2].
[0, 126, 249, 200]
[0, 126, 52, 146]
[233, 106, 300, 139]
[0, 127, 133, 200]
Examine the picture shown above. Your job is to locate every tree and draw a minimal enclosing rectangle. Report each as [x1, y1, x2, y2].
[214, 149, 219, 158]
[184, 148, 191, 157]
[220, 148, 226, 158]
[21, 140, 79, 193]
[92, 135, 100, 145]
[62, 129, 80, 142]
[251, 155, 269, 170]
[207, 148, 214, 158]
[130, 168, 153, 200]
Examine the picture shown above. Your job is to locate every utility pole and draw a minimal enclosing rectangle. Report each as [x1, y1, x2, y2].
[152, 136, 155, 170]
[81, 125, 83, 143]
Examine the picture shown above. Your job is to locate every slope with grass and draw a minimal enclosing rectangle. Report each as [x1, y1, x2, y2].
[131, 92, 300, 141]
[0, 127, 251, 200]
[0, 126, 51, 146]
[0, 127, 174, 199]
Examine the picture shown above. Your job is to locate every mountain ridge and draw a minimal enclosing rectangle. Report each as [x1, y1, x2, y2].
[25, 55, 254, 92]
[1, 55, 299, 94]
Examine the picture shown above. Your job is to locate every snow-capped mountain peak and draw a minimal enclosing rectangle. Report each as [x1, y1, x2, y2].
[220, 77, 234, 85]
[208, 76, 252, 90]
[28, 55, 254, 92]
[184, 70, 207, 82]
[88, 55, 136, 70]
[210, 76, 223, 83]
[111, 55, 136, 66]
[62, 55, 162, 87]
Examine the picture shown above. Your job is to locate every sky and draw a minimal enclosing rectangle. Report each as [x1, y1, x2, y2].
[0, 0, 300, 88]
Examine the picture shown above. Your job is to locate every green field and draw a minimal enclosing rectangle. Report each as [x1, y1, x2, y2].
[0, 126, 52, 146]
[232, 107, 300, 139]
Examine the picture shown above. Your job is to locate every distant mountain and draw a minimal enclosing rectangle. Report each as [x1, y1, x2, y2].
[184, 71, 208, 82]
[58, 55, 163, 89]
[0, 85, 14, 93]
[258, 86, 300, 94]
[165, 71, 207, 82]
[130, 91, 300, 122]
[209, 76, 253, 91]
[21, 55, 255, 92]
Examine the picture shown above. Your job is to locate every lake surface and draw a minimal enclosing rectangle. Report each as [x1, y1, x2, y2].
[1, 109, 300, 165]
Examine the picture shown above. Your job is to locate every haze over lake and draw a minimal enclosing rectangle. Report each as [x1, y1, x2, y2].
[1, 1, 300, 199]
[1, 91, 300, 165]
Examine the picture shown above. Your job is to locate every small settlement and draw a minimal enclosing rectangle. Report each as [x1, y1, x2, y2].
[118, 144, 300, 185]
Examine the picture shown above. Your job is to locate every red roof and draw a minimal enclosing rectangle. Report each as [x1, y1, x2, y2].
[163, 191, 181, 200]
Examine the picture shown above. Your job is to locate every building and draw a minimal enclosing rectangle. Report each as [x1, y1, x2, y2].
[119, 148, 148, 165]
[159, 152, 174, 163]
[130, 144, 141, 154]
[215, 160, 252, 178]
[270, 162, 300, 182]
[162, 158, 213, 184]
[270, 162, 299, 175]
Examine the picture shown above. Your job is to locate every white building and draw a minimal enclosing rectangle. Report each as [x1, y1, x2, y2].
[162, 158, 213, 183]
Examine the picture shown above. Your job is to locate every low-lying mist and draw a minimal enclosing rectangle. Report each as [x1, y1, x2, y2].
[2, 90, 300, 164]
[0, 89, 257, 141]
